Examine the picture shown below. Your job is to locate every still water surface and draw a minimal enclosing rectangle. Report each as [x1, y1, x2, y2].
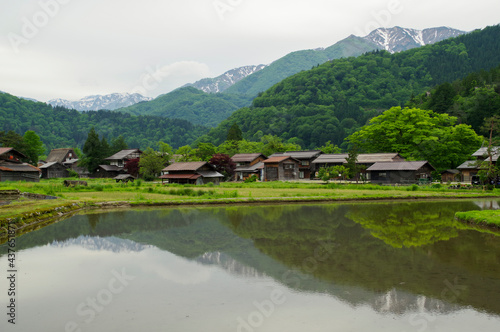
[1, 200, 500, 332]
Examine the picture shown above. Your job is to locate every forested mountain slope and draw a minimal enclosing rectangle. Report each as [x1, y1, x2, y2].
[200, 25, 500, 149]
[117, 87, 252, 127]
[0, 92, 208, 150]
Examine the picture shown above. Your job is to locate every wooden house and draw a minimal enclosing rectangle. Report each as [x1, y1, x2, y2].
[39, 161, 69, 178]
[160, 162, 224, 185]
[457, 161, 478, 183]
[269, 151, 322, 179]
[441, 169, 460, 183]
[45, 148, 89, 178]
[0, 148, 40, 182]
[311, 153, 405, 180]
[105, 149, 142, 168]
[263, 156, 300, 182]
[46, 148, 77, 164]
[471, 146, 500, 164]
[366, 161, 435, 184]
[94, 165, 126, 178]
[232, 153, 267, 181]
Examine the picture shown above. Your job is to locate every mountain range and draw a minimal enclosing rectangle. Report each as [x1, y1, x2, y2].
[183, 64, 267, 93]
[114, 26, 466, 126]
[47, 92, 152, 111]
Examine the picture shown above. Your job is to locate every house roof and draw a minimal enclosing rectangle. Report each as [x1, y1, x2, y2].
[231, 153, 266, 163]
[441, 169, 460, 174]
[0, 160, 40, 172]
[264, 156, 298, 164]
[114, 174, 135, 180]
[38, 161, 60, 169]
[472, 147, 500, 161]
[105, 149, 142, 161]
[46, 148, 75, 163]
[311, 154, 349, 164]
[0, 147, 26, 159]
[457, 160, 478, 170]
[63, 158, 79, 165]
[270, 150, 322, 160]
[159, 173, 201, 180]
[197, 170, 224, 178]
[311, 153, 403, 164]
[366, 161, 435, 172]
[98, 165, 123, 172]
[235, 161, 264, 172]
[162, 162, 208, 172]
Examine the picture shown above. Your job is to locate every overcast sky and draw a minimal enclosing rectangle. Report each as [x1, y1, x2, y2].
[1, 0, 499, 102]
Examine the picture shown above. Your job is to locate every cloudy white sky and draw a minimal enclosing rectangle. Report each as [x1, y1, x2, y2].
[1, 0, 499, 102]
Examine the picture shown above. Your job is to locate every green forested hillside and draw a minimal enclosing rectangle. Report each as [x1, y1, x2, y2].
[200, 25, 500, 149]
[117, 87, 252, 127]
[407, 64, 500, 135]
[224, 35, 378, 97]
[0, 92, 208, 150]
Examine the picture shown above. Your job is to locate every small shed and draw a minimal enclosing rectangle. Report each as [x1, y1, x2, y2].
[114, 174, 136, 183]
[39, 161, 69, 179]
[94, 165, 126, 178]
[366, 161, 435, 184]
[263, 156, 300, 182]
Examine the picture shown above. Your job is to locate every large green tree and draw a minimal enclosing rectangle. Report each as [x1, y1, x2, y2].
[23, 130, 45, 165]
[139, 147, 168, 180]
[347, 107, 483, 170]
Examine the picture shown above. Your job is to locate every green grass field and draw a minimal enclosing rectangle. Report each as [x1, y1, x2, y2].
[455, 210, 500, 228]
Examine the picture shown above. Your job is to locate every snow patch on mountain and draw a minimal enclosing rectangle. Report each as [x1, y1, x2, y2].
[362, 26, 466, 53]
[185, 64, 267, 93]
[48, 92, 152, 111]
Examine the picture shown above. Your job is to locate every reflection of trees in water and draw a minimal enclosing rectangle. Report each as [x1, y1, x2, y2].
[222, 202, 500, 316]
[345, 202, 477, 248]
[5, 202, 500, 316]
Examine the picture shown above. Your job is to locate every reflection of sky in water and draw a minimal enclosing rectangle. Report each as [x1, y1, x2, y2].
[1, 234, 499, 332]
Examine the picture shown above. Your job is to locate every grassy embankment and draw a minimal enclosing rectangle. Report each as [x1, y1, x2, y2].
[455, 210, 500, 229]
[1, 178, 499, 234]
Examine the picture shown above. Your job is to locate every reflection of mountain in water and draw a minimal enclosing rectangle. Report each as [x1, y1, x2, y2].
[50, 235, 153, 253]
[197, 251, 266, 279]
[4, 202, 500, 317]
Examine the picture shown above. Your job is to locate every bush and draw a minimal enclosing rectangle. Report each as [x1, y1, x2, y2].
[431, 183, 442, 189]
[244, 175, 258, 183]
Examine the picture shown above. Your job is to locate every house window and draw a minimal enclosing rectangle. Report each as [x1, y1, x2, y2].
[284, 164, 295, 170]
[379, 172, 387, 178]
[299, 171, 305, 179]
[301, 160, 309, 166]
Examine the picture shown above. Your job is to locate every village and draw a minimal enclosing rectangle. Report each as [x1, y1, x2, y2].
[0, 145, 495, 186]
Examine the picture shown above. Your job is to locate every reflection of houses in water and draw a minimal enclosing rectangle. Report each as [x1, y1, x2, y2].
[50, 236, 154, 253]
[373, 288, 453, 315]
[197, 251, 267, 279]
[473, 200, 500, 210]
